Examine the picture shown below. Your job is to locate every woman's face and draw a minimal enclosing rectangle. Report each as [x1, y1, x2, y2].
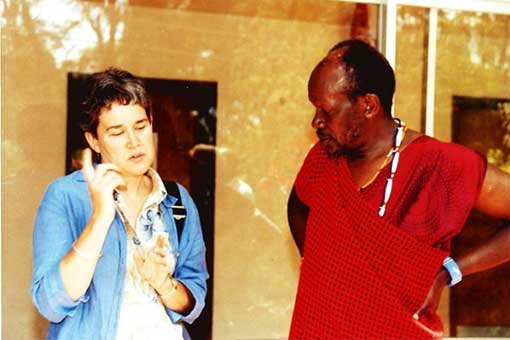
[86, 102, 155, 178]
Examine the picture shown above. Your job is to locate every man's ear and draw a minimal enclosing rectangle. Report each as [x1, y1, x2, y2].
[84, 132, 100, 154]
[362, 93, 381, 118]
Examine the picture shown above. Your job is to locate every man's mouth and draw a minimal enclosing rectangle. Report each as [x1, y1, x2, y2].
[316, 130, 330, 142]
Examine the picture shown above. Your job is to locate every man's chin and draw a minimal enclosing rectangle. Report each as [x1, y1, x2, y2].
[320, 139, 363, 159]
[323, 143, 342, 158]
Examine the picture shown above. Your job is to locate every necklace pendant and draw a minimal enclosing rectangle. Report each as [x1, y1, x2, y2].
[132, 236, 141, 246]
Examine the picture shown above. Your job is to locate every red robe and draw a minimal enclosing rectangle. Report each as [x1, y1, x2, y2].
[290, 136, 486, 340]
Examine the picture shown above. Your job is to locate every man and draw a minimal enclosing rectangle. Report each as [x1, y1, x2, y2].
[288, 39, 510, 339]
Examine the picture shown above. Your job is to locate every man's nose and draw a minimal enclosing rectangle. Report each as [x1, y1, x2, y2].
[312, 111, 325, 129]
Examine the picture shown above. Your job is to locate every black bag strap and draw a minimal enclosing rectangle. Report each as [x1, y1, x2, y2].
[163, 181, 187, 242]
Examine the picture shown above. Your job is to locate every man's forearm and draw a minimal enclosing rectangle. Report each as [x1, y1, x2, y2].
[457, 225, 510, 278]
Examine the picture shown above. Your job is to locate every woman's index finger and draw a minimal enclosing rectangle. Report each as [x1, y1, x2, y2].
[81, 148, 95, 180]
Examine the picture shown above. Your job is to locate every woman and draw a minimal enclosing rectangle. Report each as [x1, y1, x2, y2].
[31, 68, 208, 340]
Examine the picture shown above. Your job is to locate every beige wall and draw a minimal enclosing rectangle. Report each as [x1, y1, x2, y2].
[5, 2, 507, 340]
[2, 1, 377, 339]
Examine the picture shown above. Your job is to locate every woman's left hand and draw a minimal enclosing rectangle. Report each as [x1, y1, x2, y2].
[134, 235, 173, 293]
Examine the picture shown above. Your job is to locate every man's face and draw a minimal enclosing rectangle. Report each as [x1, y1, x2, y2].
[87, 102, 155, 177]
[308, 59, 365, 157]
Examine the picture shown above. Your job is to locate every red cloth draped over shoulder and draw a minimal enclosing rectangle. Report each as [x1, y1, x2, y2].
[289, 136, 486, 340]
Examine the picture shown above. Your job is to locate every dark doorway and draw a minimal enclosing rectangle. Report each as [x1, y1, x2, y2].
[66, 72, 216, 340]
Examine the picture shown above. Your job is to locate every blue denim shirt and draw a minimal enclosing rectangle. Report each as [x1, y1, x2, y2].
[31, 170, 208, 340]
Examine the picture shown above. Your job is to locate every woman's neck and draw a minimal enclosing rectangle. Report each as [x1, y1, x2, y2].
[119, 173, 152, 201]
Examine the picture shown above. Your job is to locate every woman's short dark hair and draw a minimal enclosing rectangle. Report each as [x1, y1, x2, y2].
[328, 39, 395, 115]
[80, 68, 152, 135]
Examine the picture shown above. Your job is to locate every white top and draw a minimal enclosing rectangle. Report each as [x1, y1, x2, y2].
[115, 169, 184, 340]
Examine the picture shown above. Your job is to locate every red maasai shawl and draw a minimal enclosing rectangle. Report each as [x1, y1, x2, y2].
[289, 136, 486, 340]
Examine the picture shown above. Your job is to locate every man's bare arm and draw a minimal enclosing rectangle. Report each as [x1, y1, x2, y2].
[287, 187, 309, 257]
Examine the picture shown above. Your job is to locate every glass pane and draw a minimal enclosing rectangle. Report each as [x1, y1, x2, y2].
[437, 9, 510, 339]
[435, 10, 510, 142]
[395, 5, 428, 132]
[2, 1, 379, 340]
[396, 5, 510, 338]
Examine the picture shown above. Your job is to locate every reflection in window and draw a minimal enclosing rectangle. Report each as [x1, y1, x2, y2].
[10, 0, 128, 68]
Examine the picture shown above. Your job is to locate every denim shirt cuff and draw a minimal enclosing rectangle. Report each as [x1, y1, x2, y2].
[166, 279, 205, 324]
[45, 264, 89, 316]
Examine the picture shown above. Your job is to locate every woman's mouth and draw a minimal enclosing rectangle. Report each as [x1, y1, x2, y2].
[129, 153, 145, 162]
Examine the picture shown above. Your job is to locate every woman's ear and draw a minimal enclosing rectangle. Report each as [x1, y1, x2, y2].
[84, 132, 100, 154]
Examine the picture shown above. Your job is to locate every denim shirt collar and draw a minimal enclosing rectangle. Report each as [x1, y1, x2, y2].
[73, 167, 177, 208]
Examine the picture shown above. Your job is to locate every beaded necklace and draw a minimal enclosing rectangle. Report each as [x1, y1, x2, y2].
[377, 118, 406, 217]
[300, 119, 406, 266]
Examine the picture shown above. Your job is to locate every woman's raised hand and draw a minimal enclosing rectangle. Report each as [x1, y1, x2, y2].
[81, 148, 126, 225]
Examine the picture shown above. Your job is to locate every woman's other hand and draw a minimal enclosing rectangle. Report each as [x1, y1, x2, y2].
[134, 235, 174, 293]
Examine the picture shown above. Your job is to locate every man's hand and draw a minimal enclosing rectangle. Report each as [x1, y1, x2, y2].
[414, 268, 449, 320]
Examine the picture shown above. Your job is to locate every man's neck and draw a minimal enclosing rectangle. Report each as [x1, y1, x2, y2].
[351, 117, 397, 162]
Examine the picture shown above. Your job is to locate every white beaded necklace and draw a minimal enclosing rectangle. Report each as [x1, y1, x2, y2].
[377, 118, 406, 217]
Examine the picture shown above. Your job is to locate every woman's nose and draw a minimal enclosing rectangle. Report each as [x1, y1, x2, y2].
[126, 130, 140, 148]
